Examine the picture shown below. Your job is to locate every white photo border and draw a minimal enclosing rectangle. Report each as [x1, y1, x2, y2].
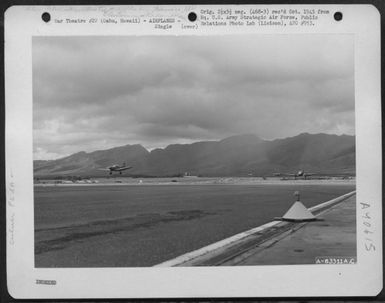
[5, 4, 382, 298]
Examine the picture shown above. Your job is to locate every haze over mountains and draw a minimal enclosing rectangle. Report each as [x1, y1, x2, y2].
[34, 133, 355, 177]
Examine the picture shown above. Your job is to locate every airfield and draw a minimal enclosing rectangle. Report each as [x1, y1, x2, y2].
[34, 175, 355, 186]
[34, 177, 356, 267]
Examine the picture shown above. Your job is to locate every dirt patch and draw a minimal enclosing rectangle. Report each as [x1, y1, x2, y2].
[35, 209, 215, 255]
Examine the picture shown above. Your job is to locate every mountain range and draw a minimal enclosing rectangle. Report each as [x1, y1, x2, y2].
[33, 133, 355, 177]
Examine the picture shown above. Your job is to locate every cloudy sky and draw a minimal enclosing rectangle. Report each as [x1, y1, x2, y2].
[33, 34, 354, 160]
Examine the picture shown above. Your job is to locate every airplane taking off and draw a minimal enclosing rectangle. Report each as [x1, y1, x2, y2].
[273, 170, 317, 180]
[98, 162, 132, 175]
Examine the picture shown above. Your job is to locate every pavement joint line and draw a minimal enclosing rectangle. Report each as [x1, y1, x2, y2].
[222, 221, 312, 266]
[215, 221, 310, 266]
[153, 191, 356, 267]
[196, 224, 294, 266]
[223, 228, 298, 265]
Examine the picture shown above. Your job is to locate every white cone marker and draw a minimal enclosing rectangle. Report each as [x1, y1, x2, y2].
[279, 191, 317, 222]
[282, 201, 316, 221]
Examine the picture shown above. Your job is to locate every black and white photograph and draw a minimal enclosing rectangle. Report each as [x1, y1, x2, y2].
[5, 4, 382, 298]
[33, 34, 356, 267]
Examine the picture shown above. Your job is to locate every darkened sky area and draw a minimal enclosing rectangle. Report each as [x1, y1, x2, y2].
[33, 35, 354, 160]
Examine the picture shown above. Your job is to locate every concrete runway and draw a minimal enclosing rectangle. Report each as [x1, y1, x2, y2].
[35, 183, 355, 267]
[230, 195, 356, 265]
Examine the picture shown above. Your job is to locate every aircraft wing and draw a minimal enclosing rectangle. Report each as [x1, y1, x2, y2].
[98, 168, 111, 171]
[116, 166, 132, 171]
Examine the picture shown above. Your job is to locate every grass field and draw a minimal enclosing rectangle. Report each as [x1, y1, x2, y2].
[35, 183, 355, 267]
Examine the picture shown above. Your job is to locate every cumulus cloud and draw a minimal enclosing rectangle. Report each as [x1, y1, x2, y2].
[33, 34, 354, 160]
